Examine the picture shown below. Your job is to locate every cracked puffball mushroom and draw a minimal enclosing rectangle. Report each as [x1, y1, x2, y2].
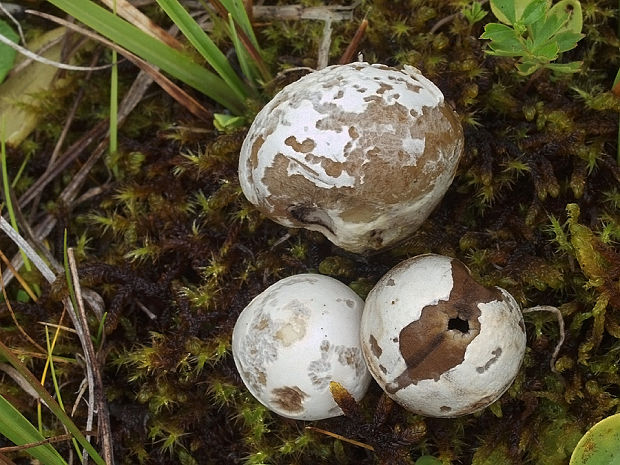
[232, 274, 371, 420]
[238, 62, 464, 254]
[360, 254, 526, 417]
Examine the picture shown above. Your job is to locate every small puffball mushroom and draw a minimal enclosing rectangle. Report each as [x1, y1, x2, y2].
[239, 62, 464, 254]
[360, 254, 526, 417]
[232, 274, 371, 420]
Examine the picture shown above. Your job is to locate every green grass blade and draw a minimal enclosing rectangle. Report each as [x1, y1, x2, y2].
[155, 0, 250, 102]
[227, 14, 258, 89]
[46, 0, 245, 114]
[219, 0, 259, 48]
[0, 340, 106, 465]
[0, 395, 68, 465]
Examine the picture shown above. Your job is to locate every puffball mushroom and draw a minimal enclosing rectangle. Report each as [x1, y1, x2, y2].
[232, 274, 371, 420]
[238, 62, 464, 254]
[360, 254, 526, 417]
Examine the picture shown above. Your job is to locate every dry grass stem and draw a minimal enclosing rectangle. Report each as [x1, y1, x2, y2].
[0, 434, 73, 453]
[0, 249, 37, 300]
[99, 0, 184, 49]
[67, 248, 115, 465]
[305, 426, 375, 451]
[339, 17, 368, 65]
[0, 362, 42, 402]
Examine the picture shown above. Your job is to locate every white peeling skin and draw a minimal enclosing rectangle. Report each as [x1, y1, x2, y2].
[239, 62, 464, 253]
[232, 274, 371, 421]
[360, 254, 527, 417]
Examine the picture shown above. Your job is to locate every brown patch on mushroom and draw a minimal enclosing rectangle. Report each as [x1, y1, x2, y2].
[249, 136, 265, 171]
[386, 278, 396, 286]
[249, 68, 463, 252]
[376, 82, 394, 94]
[369, 335, 383, 357]
[285, 136, 316, 153]
[271, 386, 307, 413]
[440, 406, 452, 412]
[476, 347, 503, 373]
[386, 260, 504, 394]
[261, 98, 460, 226]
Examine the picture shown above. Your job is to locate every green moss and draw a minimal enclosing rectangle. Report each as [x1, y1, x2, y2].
[2, 0, 620, 463]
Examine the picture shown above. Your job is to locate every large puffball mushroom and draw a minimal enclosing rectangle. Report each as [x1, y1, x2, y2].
[232, 274, 371, 420]
[360, 254, 526, 417]
[239, 62, 464, 254]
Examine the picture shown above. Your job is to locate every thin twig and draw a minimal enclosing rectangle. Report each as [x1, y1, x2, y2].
[0, 2, 25, 45]
[0, 216, 55, 282]
[0, 362, 42, 402]
[522, 305, 565, 373]
[0, 31, 113, 71]
[305, 426, 374, 450]
[0, 434, 73, 452]
[430, 0, 489, 34]
[38, 321, 78, 334]
[0, 248, 37, 300]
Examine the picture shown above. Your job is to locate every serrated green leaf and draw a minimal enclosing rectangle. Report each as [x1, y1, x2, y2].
[490, 0, 516, 25]
[545, 61, 582, 73]
[0, 19, 18, 83]
[521, 0, 547, 25]
[481, 23, 525, 55]
[532, 40, 559, 60]
[531, 10, 566, 47]
[553, 30, 584, 52]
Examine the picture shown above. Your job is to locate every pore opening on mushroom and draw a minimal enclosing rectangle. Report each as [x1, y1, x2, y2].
[447, 316, 470, 333]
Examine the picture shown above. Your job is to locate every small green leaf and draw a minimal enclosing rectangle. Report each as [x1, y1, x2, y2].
[481, 23, 525, 55]
[213, 113, 246, 131]
[516, 60, 540, 75]
[463, 1, 488, 25]
[554, 30, 584, 52]
[0, 19, 18, 83]
[532, 40, 559, 60]
[531, 11, 566, 47]
[520, 0, 547, 25]
[545, 61, 582, 73]
[490, 0, 516, 25]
